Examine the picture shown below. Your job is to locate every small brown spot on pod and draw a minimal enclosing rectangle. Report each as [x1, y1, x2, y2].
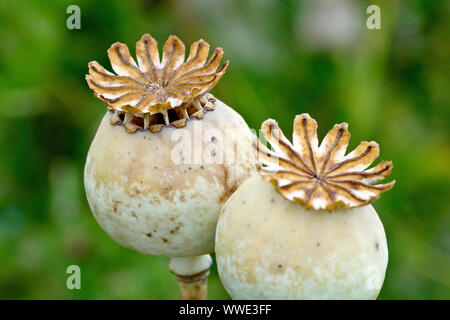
[112, 200, 121, 214]
[146, 233, 152, 238]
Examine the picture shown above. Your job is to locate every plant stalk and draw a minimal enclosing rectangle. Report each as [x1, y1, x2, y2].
[169, 254, 212, 300]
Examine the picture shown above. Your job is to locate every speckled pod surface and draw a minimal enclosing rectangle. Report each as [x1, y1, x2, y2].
[216, 175, 388, 299]
[85, 98, 257, 257]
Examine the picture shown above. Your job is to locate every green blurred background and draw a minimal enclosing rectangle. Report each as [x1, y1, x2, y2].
[0, 0, 448, 299]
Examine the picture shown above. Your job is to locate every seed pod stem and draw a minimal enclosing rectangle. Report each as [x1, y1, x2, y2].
[169, 254, 212, 300]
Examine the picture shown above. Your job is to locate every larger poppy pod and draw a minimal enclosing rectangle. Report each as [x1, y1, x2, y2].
[84, 34, 257, 259]
[215, 113, 395, 299]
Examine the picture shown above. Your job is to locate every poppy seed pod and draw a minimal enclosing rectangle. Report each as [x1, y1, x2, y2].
[84, 34, 257, 299]
[215, 114, 395, 299]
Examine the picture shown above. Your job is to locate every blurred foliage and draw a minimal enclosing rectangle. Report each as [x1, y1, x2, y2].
[0, 0, 449, 299]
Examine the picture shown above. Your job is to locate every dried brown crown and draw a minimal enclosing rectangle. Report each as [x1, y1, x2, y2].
[254, 114, 395, 210]
[86, 34, 228, 132]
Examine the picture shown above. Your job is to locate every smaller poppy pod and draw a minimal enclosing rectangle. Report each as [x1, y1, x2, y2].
[215, 114, 395, 299]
